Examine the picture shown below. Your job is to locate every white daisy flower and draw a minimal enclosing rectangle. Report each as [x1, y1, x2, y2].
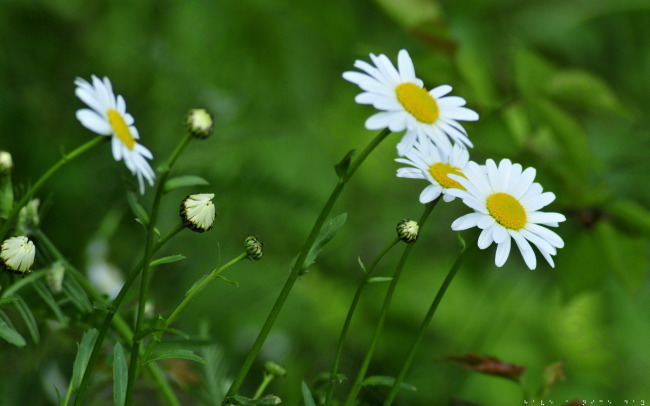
[447, 159, 566, 270]
[180, 193, 216, 232]
[342, 49, 479, 156]
[1, 236, 36, 274]
[75, 75, 155, 194]
[396, 140, 470, 203]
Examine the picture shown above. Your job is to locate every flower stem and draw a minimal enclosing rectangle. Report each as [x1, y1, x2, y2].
[324, 237, 400, 406]
[162, 252, 247, 333]
[126, 134, 193, 406]
[252, 373, 275, 400]
[0, 136, 105, 240]
[382, 236, 475, 406]
[35, 230, 181, 406]
[343, 199, 439, 406]
[73, 223, 184, 406]
[222, 129, 391, 403]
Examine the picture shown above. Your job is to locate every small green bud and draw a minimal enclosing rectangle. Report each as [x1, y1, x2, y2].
[0, 151, 12, 174]
[16, 199, 40, 235]
[244, 236, 263, 260]
[185, 109, 214, 139]
[264, 361, 286, 377]
[180, 194, 216, 232]
[46, 262, 65, 294]
[397, 219, 419, 243]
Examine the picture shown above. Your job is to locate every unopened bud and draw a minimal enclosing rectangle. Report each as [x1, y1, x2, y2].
[1, 236, 36, 275]
[0, 151, 12, 174]
[185, 109, 214, 139]
[397, 219, 419, 243]
[180, 194, 216, 232]
[264, 361, 286, 377]
[16, 199, 40, 235]
[244, 236, 263, 260]
[46, 262, 66, 294]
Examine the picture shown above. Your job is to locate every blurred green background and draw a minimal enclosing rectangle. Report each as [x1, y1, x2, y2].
[1, 0, 650, 405]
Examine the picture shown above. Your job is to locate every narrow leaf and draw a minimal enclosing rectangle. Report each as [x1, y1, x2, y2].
[357, 257, 367, 274]
[126, 191, 149, 225]
[142, 349, 205, 366]
[33, 281, 68, 325]
[62, 276, 93, 313]
[13, 294, 39, 343]
[301, 381, 316, 406]
[217, 274, 239, 287]
[334, 149, 356, 179]
[0, 318, 26, 347]
[300, 213, 347, 275]
[113, 342, 128, 406]
[164, 175, 210, 193]
[367, 277, 393, 284]
[71, 329, 99, 390]
[150, 255, 186, 267]
[362, 375, 417, 391]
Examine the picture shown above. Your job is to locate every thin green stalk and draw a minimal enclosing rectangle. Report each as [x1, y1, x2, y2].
[126, 134, 193, 406]
[324, 237, 400, 406]
[0, 136, 105, 240]
[35, 230, 181, 406]
[222, 129, 391, 403]
[163, 252, 247, 332]
[343, 199, 439, 406]
[74, 223, 184, 406]
[382, 237, 475, 406]
[252, 374, 274, 400]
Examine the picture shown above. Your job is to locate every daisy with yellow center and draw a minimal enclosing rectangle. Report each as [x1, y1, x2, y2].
[447, 159, 566, 270]
[396, 139, 469, 203]
[75, 75, 155, 194]
[342, 49, 479, 156]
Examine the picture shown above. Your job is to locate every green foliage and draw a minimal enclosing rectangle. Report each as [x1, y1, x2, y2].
[112, 342, 128, 406]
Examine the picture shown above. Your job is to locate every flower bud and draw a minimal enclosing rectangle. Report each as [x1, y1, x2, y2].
[0, 151, 12, 174]
[396, 219, 419, 243]
[1, 236, 36, 275]
[180, 193, 216, 232]
[185, 109, 214, 139]
[264, 361, 286, 378]
[46, 262, 65, 294]
[244, 236, 263, 260]
[16, 199, 40, 235]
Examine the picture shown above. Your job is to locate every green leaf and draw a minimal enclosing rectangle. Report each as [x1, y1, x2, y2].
[13, 294, 39, 344]
[0, 317, 26, 347]
[514, 45, 557, 97]
[127, 191, 149, 225]
[556, 229, 607, 300]
[217, 274, 239, 287]
[33, 281, 68, 325]
[113, 342, 128, 406]
[142, 349, 205, 366]
[357, 257, 367, 274]
[150, 254, 186, 267]
[606, 199, 650, 236]
[93, 301, 114, 312]
[299, 213, 347, 275]
[0, 297, 18, 306]
[334, 149, 356, 179]
[62, 276, 93, 313]
[301, 381, 316, 406]
[229, 395, 281, 405]
[362, 375, 417, 391]
[71, 329, 99, 390]
[367, 277, 393, 284]
[545, 70, 626, 114]
[596, 221, 648, 295]
[0, 175, 13, 220]
[164, 175, 210, 193]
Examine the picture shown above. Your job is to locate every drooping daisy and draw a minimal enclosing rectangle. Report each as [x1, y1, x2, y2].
[75, 75, 155, 194]
[396, 139, 470, 203]
[447, 159, 565, 270]
[342, 49, 479, 156]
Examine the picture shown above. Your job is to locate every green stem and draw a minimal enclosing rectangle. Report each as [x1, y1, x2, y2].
[222, 129, 391, 403]
[343, 199, 439, 406]
[35, 230, 181, 406]
[382, 237, 475, 406]
[74, 223, 184, 406]
[0, 136, 105, 240]
[324, 237, 400, 406]
[126, 134, 193, 406]
[252, 374, 274, 400]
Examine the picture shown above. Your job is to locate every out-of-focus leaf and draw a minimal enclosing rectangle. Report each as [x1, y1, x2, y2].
[142, 349, 205, 366]
[13, 294, 39, 344]
[71, 329, 98, 390]
[0, 317, 26, 347]
[113, 342, 127, 406]
[596, 221, 648, 294]
[163, 175, 209, 193]
[606, 199, 650, 236]
[514, 46, 557, 97]
[375, 0, 440, 28]
[301, 381, 316, 406]
[229, 395, 281, 405]
[62, 276, 93, 313]
[150, 254, 186, 267]
[362, 375, 417, 391]
[33, 281, 68, 325]
[545, 70, 626, 114]
[334, 149, 356, 180]
[457, 44, 500, 108]
[298, 213, 347, 275]
[126, 191, 149, 225]
[501, 102, 531, 148]
[556, 228, 607, 300]
[368, 277, 393, 284]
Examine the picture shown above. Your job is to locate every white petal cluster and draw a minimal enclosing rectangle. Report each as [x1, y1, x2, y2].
[1, 236, 36, 274]
[181, 193, 216, 232]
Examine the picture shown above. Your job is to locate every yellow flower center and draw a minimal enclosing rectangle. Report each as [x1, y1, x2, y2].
[395, 83, 439, 124]
[428, 162, 466, 189]
[107, 109, 135, 150]
[486, 192, 527, 230]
